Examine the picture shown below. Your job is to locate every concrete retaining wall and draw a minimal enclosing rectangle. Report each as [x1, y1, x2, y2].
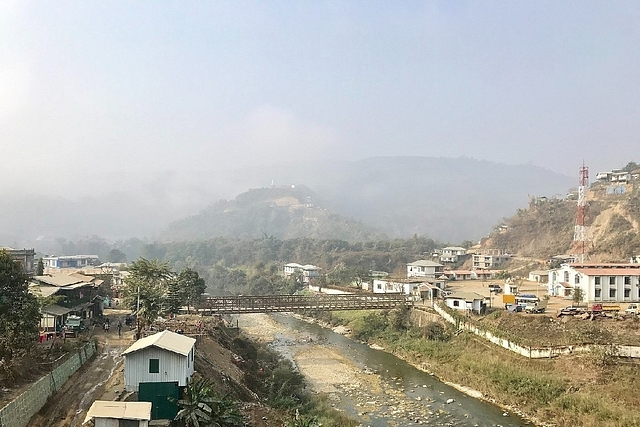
[0, 341, 96, 427]
[432, 304, 640, 359]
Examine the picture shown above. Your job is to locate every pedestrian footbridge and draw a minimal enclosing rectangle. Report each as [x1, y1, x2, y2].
[200, 293, 412, 314]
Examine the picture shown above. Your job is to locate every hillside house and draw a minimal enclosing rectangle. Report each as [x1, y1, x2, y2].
[407, 260, 444, 278]
[1, 247, 36, 274]
[439, 247, 468, 263]
[548, 263, 640, 303]
[283, 263, 322, 283]
[444, 292, 487, 314]
[444, 270, 474, 280]
[123, 330, 196, 392]
[472, 253, 510, 269]
[528, 270, 549, 283]
[83, 401, 152, 427]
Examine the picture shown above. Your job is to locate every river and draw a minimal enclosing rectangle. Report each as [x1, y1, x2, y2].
[234, 313, 533, 427]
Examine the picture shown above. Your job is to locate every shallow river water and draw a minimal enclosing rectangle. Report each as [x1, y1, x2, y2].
[236, 313, 533, 427]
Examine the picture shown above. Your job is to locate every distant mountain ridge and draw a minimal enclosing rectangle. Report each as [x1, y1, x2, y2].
[162, 185, 385, 241]
[1, 156, 574, 247]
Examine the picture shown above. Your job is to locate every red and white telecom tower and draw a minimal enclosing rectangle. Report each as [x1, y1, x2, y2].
[573, 163, 589, 263]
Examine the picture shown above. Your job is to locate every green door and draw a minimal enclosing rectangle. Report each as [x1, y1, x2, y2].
[138, 381, 181, 420]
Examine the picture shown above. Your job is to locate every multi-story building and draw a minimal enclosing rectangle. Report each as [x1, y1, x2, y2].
[439, 246, 468, 263]
[548, 263, 640, 303]
[406, 260, 444, 278]
[283, 263, 322, 283]
[472, 251, 511, 269]
[1, 247, 36, 274]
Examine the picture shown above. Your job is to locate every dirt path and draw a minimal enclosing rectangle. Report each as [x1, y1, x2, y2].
[28, 316, 132, 427]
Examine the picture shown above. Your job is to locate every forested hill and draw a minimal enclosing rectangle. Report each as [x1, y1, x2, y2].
[161, 185, 385, 242]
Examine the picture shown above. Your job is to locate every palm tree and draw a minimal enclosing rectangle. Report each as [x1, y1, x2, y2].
[173, 378, 244, 427]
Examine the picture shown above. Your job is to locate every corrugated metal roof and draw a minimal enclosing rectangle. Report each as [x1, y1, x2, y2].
[83, 401, 152, 424]
[123, 330, 196, 356]
[41, 304, 72, 316]
[33, 274, 84, 287]
[407, 260, 443, 267]
[30, 285, 61, 297]
[445, 292, 487, 301]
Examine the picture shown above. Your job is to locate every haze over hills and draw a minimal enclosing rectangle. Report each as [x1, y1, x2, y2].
[162, 185, 384, 242]
[0, 156, 574, 248]
[162, 157, 574, 243]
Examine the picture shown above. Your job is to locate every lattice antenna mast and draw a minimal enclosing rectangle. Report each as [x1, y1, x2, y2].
[573, 163, 589, 263]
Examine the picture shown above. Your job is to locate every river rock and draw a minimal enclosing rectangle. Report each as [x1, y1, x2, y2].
[446, 398, 455, 404]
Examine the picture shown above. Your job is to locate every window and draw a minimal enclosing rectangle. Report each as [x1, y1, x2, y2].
[625, 289, 631, 298]
[574, 275, 580, 284]
[625, 276, 631, 286]
[610, 276, 616, 285]
[595, 277, 601, 286]
[564, 271, 569, 282]
[119, 420, 139, 427]
[149, 359, 159, 373]
[595, 289, 601, 298]
[453, 300, 460, 307]
[609, 289, 616, 298]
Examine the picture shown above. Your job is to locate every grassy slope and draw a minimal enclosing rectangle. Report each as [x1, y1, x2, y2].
[323, 309, 640, 427]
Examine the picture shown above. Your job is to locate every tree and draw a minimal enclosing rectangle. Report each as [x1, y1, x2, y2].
[178, 268, 206, 313]
[0, 250, 41, 362]
[572, 287, 585, 306]
[107, 249, 127, 263]
[172, 378, 243, 427]
[123, 258, 174, 332]
[622, 161, 639, 172]
[36, 257, 44, 276]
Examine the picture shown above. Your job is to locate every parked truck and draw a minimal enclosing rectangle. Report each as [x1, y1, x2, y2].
[525, 299, 548, 314]
[625, 303, 640, 315]
[63, 315, 85, 337]
[589, 303, 621, 315]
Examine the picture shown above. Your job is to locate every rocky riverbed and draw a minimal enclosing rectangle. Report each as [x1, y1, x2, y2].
[235, 313, 530, 427]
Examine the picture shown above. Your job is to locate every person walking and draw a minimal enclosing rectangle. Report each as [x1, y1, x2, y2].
[117, 321, 122, 337]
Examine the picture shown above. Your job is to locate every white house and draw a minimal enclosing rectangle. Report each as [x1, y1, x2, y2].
[439, 247, 468, 263]
[83, 401, 152, 427]
[123, 330, 196, 392]
[283, 263, 322, 283]
[548, 263, 640, 303]
[372, 278, 444, 297]
[407, 260, 444, 278]
[528, 270, 549, 283]
[444, 292, 487, 314]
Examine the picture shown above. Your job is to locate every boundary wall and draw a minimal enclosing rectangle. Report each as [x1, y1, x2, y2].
[432, 304, 640, 359]
[0, 341, 96, 427]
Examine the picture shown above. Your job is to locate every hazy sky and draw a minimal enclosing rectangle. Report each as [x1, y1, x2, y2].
[2, 1, 639, 197]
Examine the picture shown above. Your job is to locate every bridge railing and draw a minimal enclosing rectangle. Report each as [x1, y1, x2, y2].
[200, 293, 412, 314]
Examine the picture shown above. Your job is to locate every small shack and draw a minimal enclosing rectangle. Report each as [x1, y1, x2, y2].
[83, 401, 152, 427]
[123, 330, 196, 392]
[444, 292, 487, 314]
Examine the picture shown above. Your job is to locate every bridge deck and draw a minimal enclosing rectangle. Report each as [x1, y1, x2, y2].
[200, 293, 411, 314]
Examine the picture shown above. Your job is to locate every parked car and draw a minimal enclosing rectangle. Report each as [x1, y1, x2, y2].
[488, 284, 502, 293]
[625, 303, 640, 315]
